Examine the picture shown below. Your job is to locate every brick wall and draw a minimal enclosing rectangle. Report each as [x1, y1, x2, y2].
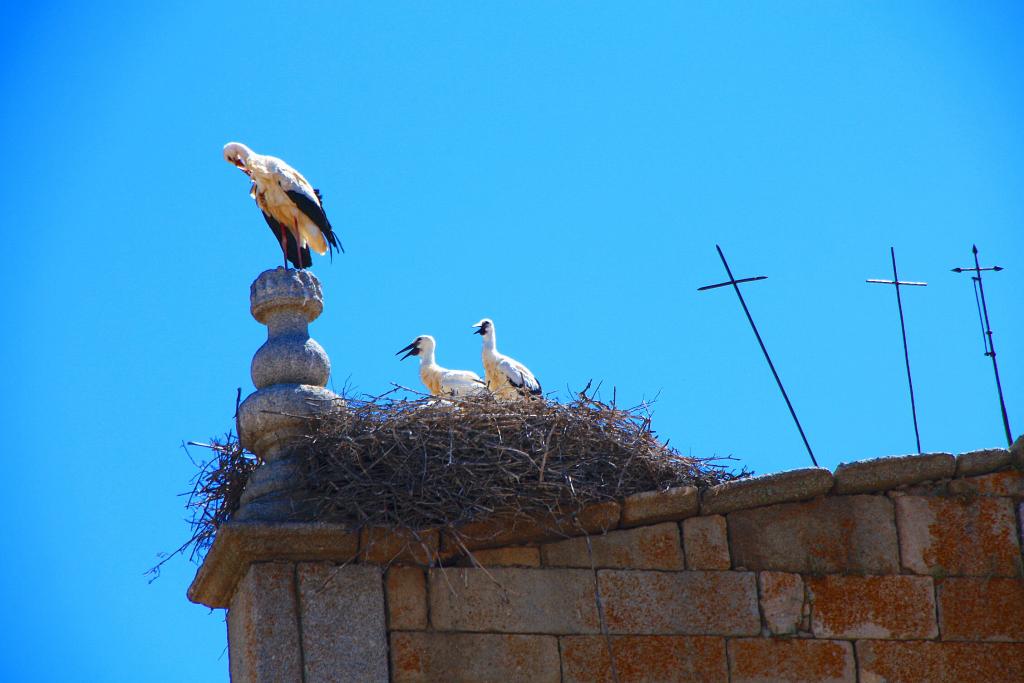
[190, 443, 1024, 682]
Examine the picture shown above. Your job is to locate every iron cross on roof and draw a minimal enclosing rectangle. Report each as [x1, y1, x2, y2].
[952, 245, 1013, 447]
[698, 245, 818, 467]
[866, 247, 927, 454]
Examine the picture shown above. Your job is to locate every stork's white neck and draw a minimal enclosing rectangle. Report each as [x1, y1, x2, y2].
[480, 330, 497, 353]
[418, 345, 438, 367]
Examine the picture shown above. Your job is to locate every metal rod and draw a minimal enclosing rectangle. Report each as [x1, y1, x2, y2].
[890, 247, 922, 453]
[713, 245, 818, 466]
[970, 245, 1013, 446]
[697, 275, 767, 291]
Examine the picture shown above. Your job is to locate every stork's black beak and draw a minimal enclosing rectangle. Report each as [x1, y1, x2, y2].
[472, 326, 484, 335]
[396, 341, 419, 360]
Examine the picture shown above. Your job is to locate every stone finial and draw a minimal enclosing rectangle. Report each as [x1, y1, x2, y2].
[235, 267, 339, 521]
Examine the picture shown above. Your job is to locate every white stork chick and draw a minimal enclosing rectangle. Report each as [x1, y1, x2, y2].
[223, 142, 343, 269]
[396, 335, 487, 398]
[471, 319, 542, 400]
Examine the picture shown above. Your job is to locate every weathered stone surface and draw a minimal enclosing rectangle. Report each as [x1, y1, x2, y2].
[188, 522, 360, 608]
[682, 515, 730, 570]
[560, 635, 728, 683]
[834, 453, 955, 494]
[857, 641, 1024, 683]
[599, 570, 759, 635]
[540, 522, 683, 570]
[729, 495, 899, 574]
[390, 632, 560, 683]
[948, 469, 1024, 497]
[227, 563, 302, 683]
[385, 566, 427, 631]
[443, 501, 620, 552]
[237, 383, 339, 458]
[429, 567, 600, 634]
[938, 577, 1024, 641]
[464, 546, 540, 567]
[701, 468, 833, 515]
[956, 447, 1012, 476]
[807, 575, 937, 639]
[895, 495, 1022, 576]
[249, 266, 324, 324]
[620, 486, 698, 527]
[759, 572, 805, 636]
[296, 563, 388, 682]
[360, 527, 440, 565]
[729, 638, 855, 683]
[1011, 434, 1024, 469]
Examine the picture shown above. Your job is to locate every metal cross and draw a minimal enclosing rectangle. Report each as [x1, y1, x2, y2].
[698, 245, 818, 467]
[952, 245, 1013, 447]
[867, 247, 928, 453]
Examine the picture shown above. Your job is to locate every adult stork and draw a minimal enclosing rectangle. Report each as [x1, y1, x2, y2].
[396, 335, 488, 397]
[471, 319, 542, 400]
[223, 142, 343, 269]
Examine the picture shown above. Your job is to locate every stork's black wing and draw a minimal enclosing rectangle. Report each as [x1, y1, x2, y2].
[262, 211, 312, 268]
[286, 189, 344, 256]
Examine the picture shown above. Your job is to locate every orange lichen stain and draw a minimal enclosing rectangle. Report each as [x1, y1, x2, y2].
[390, 634, 424, 674]
[730, 638, 851, 679]
[809, 575, 935, 638]
[968, 470, 1024, 496]
[921, 497, 1020, 576]
[939, 577, 1024, 641]
[639, 525, 683, 568]
[561, 636, 726, 683]
[860, 641, 1024, 682]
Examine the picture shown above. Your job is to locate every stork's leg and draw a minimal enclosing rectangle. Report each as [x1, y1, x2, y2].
[279, 224, 288, 269]
[292, 218, 303, 270]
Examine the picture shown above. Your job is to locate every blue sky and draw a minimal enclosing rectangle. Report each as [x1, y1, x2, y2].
[2, 2, 1021, 680]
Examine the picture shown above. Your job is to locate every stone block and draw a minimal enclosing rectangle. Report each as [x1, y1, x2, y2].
[188, 521, 361, 609]
[729, 495, 899, 574]
[390, 632, 560, 683]
[227, 563, 302, 683]
[807, 575, 937, 639]
[598, 570, 759, 635]
[443, 501, 620, 552]
[682, 515, 730, 569]
[1012, 434, 1024, 469]
[620, 486, 698, 527]
[429, 567, 600, 633]
[948, 470, 1024, 497]
[385, 566, 427, 631]
[938, 577, 1024, 641]
[463, 546, 540, 567]
[560, 635, 728, 683]
[701, 468, 833, 515]
[956, 447, 1011, 476]
[895, 496, 1022, 576]
[729, 638, 855, 683]
[759, 572, 805, 635]
[540, 522, 683, 570]
[296, 563, 388, 682]
[834, 453, 955, 494]
[359, 527, 440, 565]
[857, 641, 1024, 683]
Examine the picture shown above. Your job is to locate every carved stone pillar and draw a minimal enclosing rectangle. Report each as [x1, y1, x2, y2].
[235, 267, 339, 521]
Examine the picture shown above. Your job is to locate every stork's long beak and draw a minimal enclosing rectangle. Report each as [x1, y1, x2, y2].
[472, 325, 484, 335]
[396, 341, 419, 360]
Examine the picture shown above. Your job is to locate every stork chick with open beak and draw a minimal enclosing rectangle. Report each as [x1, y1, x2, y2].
[471, 319, 542, 400]
[223, 142, 343, 269]
[396, 335, 487, 398]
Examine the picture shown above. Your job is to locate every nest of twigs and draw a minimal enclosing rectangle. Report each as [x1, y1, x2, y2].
[167, 387, 744, 570]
